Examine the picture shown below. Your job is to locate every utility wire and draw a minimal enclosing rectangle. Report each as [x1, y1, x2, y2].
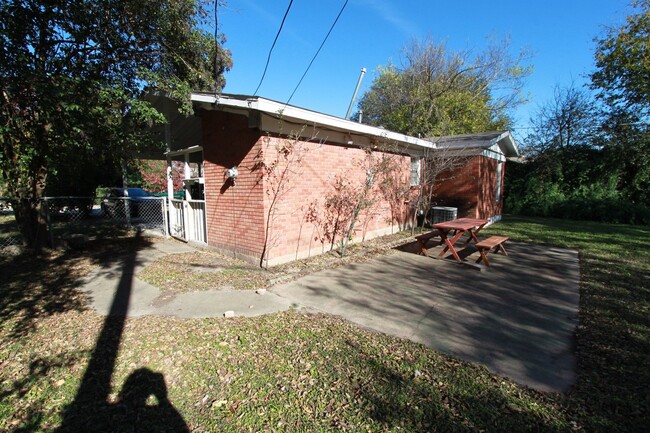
[214, 0, 219, 90]
[253, 0, 294, 96]
[285, 0, 349, 106]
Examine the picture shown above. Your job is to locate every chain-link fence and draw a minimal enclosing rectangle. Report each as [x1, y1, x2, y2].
[94, 196, 168, 235]
[0, 198, 21, 249]
[0, 196, 169, 251]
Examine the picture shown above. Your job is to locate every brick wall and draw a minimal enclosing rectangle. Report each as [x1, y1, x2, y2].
[260, 137, 411, 265]
[202, 111, 266, 262]
[201, 110, 412, 266]
[476, 156, 505, 220]
[430, 155, 504, 220]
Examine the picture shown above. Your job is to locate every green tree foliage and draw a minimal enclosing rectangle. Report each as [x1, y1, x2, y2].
[591, 0, 650, 115]
[503, 145, 650, 224]
[506, 2, 650, 225]
[592, 0, 650, 209]
[0, 0, 231, 247]
[507, 87, 650, 224]
[599, 109, 650, 207]
[357, 36, 532, 137]
[513, 84, 603, 205]
[507, 88, 649, 225]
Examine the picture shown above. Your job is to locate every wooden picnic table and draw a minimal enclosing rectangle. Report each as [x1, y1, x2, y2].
[432, 217, 489, 263]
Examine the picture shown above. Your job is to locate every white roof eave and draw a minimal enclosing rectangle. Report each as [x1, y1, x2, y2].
[191, 93, 435, 152]
[496, 132, 520, 157]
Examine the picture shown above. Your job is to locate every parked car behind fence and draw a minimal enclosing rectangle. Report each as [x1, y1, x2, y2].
[101, 188, 161, 220]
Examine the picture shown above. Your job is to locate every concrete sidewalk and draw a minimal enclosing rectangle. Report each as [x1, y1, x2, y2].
[272, 242, 580, 393]
[80, 239, 294, 318]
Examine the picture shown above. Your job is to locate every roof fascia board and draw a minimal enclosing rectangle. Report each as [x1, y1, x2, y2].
[165, 145, 203, 158]
[258, 113, 370, 147]
[431, 131, 520, 158]
[257, 112, 417, 153]
[490, 131, 510, 146]
[192, 93, 435, 152]
[435, 148, 483, 157]
[437, 146, 505, 161]
[482, 148, 507, 161]
[496, 132, 520, 157]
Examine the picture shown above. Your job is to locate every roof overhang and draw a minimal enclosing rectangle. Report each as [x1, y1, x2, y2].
[490, 131, 520, 158]
[145, 94, 203, 155]
[191, 93, 435, 154]
[427, 131, 520, 161]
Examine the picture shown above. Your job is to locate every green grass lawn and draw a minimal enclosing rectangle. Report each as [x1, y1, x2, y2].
[1, 216, 648, 432]
[482, 215, 650, 432]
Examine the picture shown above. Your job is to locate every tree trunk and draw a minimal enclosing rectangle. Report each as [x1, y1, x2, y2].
[12, 197, 50, 250]
[9, 155, 51, 250]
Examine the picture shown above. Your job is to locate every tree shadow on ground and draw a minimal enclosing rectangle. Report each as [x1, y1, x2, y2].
[0, 232, 189, 432]
[0, 234, 149, 341]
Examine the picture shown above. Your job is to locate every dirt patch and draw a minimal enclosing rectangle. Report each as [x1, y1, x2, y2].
[139, 231, 418, 292]
[150, 291, 178, 307]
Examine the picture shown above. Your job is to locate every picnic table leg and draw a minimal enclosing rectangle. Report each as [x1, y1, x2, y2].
[475, 240, 508, 266]
[440, 230, 457, 254]
[435, 229, 446, 254]
[448, 241, 463, 262]
[438, 229, 450, 255]
[464, 225, 486, 246]
[465, 230, 480, 245]
[473, 223, 487, 238]
[475, 248, 491, 266]
[439, 230, 465, 262]
[417, 238, 429, 256]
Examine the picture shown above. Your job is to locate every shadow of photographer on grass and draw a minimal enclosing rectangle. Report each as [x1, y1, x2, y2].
[56, 367, 189, 433]
[52, 231, 189, 433]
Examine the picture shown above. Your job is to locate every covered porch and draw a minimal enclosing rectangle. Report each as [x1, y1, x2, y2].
[147, 94, 208, 245]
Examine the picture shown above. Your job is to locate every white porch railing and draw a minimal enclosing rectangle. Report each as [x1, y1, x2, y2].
[169, 199, 206, 243]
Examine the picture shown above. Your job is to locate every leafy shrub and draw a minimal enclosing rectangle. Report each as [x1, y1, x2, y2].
[506, 178, 649, 224]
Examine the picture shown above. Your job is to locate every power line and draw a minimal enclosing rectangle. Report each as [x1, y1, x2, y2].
[285, 0, 349, 106]
[253, 0, 294, 96]
[214, 0, 219, 89]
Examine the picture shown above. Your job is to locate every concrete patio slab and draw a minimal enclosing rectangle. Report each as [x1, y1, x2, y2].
[81, 236, 580, 393]
[272, 242, 580, 393]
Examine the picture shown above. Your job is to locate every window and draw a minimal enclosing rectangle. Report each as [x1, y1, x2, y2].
[495, 162, 503, 202]
[410, 157, 421, 186]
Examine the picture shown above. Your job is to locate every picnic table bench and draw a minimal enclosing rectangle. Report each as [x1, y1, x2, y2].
[475, 235, 509, 267]
[415, 231, 443, 256]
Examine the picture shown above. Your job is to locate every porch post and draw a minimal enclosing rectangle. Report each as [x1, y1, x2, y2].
[164, 120, 174, 201]
[183, 153, 192, 238]
[184, 153, 191, 200]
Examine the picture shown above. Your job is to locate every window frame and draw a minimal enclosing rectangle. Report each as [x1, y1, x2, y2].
[410, 156, 421, 186]
[495, 161, 503, 202]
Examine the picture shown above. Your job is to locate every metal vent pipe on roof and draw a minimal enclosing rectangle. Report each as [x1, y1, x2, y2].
[345, 67, 366, 120]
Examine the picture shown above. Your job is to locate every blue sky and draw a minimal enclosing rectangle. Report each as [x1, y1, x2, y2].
[218, 0, 632, 137]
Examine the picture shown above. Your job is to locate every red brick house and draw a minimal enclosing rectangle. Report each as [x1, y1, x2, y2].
[156, 93, 519, 266]
[424, 131, 520, 223]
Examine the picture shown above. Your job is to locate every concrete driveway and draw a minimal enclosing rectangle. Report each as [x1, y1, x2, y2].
[272, 241, 580, 393]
